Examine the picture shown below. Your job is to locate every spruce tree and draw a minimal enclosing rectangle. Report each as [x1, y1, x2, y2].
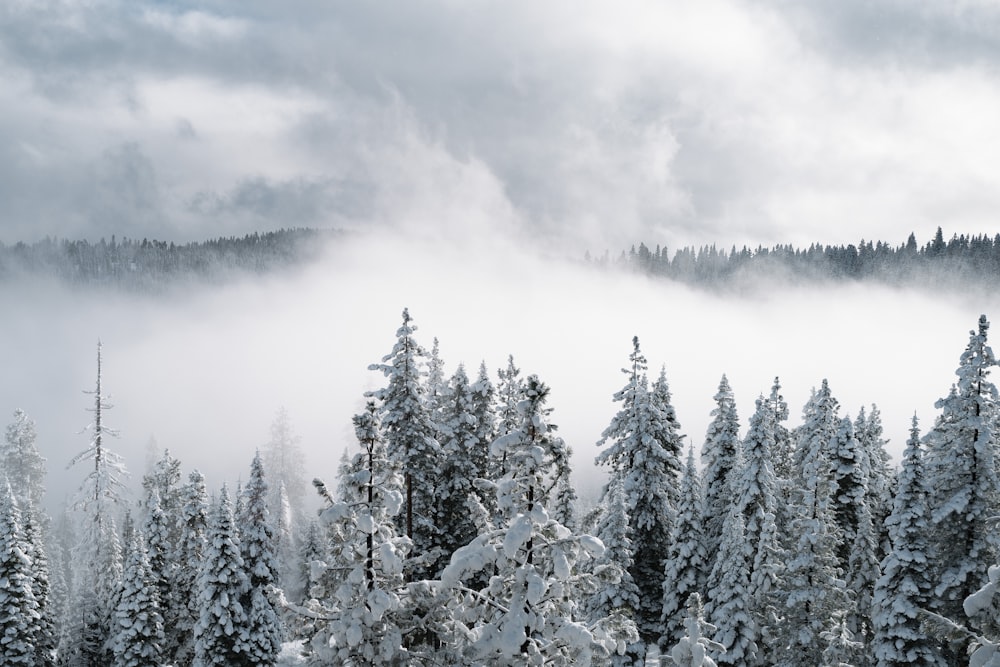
[193, 486, 250, 666]
[872, 416, 944, 667]
[669, 593, 724, 667]
[366, 308, 441, 577]
[701, 375, 741, 570]
[439, 376, 636, 665]
[0, 483, 39, 665]
[925, 315, 1000, 638]
[705, 505, 757, 666]
[111, 532, 165, 667]
[306, 401, 413, 665]
[773, 381, 851, 667]
[237, 452, 283, 665]
[174, 470, 209, 666]
[3, 409, 55, 664]
[66, 341, 128, 667]
[596, 338, 681, 655]
[661, 446, 709, 651]
[588, 476, 641, 665]
[139, 488, 176, 659]
[435, 364, 488, 572]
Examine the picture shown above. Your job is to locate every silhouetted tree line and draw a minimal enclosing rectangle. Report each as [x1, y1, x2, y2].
[0, 228, 338, 290]
[604, 227, 1000, 288]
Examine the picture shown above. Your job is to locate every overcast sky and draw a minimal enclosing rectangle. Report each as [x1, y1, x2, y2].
[5, 0, 1000, 252]
[5, 1, 1000, 506]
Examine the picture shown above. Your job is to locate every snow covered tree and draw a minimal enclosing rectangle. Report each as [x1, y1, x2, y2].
[701, 375, 741, 570]
[855, 405, 894, 559]
[587, 476, 642, 665]
[111, 531, 165, 667]
[872, 416, 944, 667]
[262, 407, 307, 531]
[493, 354, 524, 482]
[669, 593, 724, 667]
[3, 409, 46, 513]
[173, 469, 209, 665]
[303, 401, 413, 666]
[426, 336, 448, 429]
[438, 375, 636, 665]
[0, 483, 40, 665]
[767, 377, 793, 483]
[3, 409, 55, 664]
[193, 485, 250, 666]
[66, 341, 129, 667]
[820, 612, 864, 667]
[772, 380, 851, 667]
[596, 338, 682, 655]
[705, 485, 757, 665]
[138, 487, 177, 660]
[237, 452, 283, 665]
[831, 416, 880, 647]
[661, 446, 709, 651]
[435, 364, 490, 573]
[366, 308, 441, 577]
[925, 315, 1000, 639]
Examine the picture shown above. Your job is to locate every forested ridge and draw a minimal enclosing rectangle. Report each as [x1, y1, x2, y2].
[604, 226, 1000, 289]
[1, 225, 997, 293]
[6, 308, 1000, 665]
[0, 228, 336, 290]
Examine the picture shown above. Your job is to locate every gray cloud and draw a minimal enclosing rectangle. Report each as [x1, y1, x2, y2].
[2, 0, 1000, 253]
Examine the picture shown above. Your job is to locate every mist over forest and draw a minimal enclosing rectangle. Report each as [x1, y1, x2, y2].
[2, 225, 996, 511]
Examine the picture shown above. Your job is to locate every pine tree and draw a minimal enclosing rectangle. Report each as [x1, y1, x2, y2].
[262, 407, 307, 534]
[426, 336, 448, 430]
[194, 486, 250, 667]
[173, 470, 209, 666]
[773, 381, 851, 667]
[139, 487, 176, 661]
[237, 452, 283, 665]
[0, 483, 40, 665]
[305, 401, 413, 666]
[669, 593, 724, 667]
[872, 416, 944, 667]
[366, 308, 441, 577]
[596, 338, 682, 654]
[767, 377, 793, 482]
[855, 405, 894, 560]
[701, 375, 741, 570]
[661, 446, 709, 651]
[3, 409, 46, 512]
[435, 364, 488, 572]
[111, 531, 165, 667]
[3, 409, 55, 664]
[820, 612, 864, 667]
[705, 504, 757, 666]
[925, 315, 1000, 637]
[439, 375, 636, 665]
[831, 416, 880, 648]
[491, 353, 525, 490]
[588, 476, 641, 665]
[66, 341, 129, 667]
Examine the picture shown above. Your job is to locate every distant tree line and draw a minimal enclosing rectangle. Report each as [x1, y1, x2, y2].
[603, 227, 1000, 288]
[0, 228, 338, 290]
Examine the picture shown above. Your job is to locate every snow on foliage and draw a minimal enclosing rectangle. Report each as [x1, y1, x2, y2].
[436, 376, 637, 665]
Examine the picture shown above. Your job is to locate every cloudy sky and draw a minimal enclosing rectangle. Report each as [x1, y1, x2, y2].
[5, 0, 1000, 253]
[4, 1, 1000, 505]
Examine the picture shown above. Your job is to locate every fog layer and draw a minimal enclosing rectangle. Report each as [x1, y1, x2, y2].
[3, 232, 996, 512]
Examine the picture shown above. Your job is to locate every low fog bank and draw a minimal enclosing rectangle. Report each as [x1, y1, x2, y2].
[2, 230, 997, 515]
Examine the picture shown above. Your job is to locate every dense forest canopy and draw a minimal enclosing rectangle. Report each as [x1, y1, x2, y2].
[0, 226, 995, 292]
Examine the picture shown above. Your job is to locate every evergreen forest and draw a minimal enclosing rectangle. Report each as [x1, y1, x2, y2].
[3, 230, 1000, 665]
